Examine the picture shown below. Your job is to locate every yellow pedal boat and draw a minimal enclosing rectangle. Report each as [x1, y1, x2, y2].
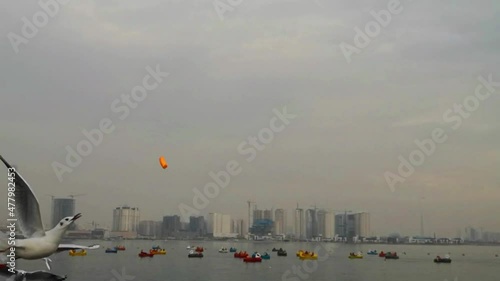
[69, 249, 87, 256]
[150, 249, 166, 255]
[298, 252, 318, 260]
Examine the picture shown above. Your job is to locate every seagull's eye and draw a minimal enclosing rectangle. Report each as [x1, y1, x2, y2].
[65, 218, 69, 221]
[60, 222, 63, 226]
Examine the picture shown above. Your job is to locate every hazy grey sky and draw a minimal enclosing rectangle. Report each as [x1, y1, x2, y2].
[1, 0, 499, 237]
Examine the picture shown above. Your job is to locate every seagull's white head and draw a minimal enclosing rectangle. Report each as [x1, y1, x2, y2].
[55, 213, 82, 230]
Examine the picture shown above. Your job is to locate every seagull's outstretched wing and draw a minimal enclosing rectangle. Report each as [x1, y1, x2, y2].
[0, 267, 67, 281]
[56, 244, 100, 253]
[0, 155, 45, 238]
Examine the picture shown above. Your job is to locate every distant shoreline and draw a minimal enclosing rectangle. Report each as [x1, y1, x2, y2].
[63, 237, 500, 246]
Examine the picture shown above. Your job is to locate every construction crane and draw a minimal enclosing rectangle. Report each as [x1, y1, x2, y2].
[67, 194, 86, 199]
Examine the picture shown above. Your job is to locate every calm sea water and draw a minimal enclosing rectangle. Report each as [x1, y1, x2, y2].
[13, 240, 500, 281]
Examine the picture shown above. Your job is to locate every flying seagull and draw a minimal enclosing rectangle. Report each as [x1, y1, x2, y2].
[0, 155, 100, 275]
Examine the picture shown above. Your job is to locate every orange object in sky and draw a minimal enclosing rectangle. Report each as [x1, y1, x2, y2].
[159, 156, 168, 169]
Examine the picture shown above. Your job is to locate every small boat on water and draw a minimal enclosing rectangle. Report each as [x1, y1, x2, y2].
[272, 248, 279, 252]
[69, 249, 87, 256]
[367, 250, 378, 255]
[138, 251, 154, 258]
[348, 252, 363, 259]
[379, 251, 386, 257]
[150, 249, 166, 255]
[298, 251, 318, 260]
[229, 247, 237, 252]
[152, 245, 161, 250]
[219, 247, 229, 253]
[115, 246, 126, 251]
[261, 252, 271, 260]
[244, 253, 262, 263]
[188, 250, 203, 258]
[105, 248, 118, 253]
[234, 251, 249, 258]
[277, 249, 287, 256]
[195, 247, 204, 252]
[385, 252, 399, 259]
[434, 255, 451, 263]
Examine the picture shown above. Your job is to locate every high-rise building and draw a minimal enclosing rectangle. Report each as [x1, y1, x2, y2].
[465, 227, 481, 241]
[162, 215, 181, 237]
[237, 219, 246, 237]
[335, 212, 370, 238]
[323, 210, 335, 239]
[231, 219, 239, 234]
[207, 213, 234, 238]
[138, 220, 161, 237]
[263, 209, 273, 220]
[354, 212, 370, 237]
[294, 207, 305, 240]
[52, 198, 76, 229]
[305, 209, 319, 239]
[274, 209, 287, 236]
[112, 206, 140, 232]
[189, 216, 206, 236]
[253, 209, 264, 221]
[317, 209, 335, 239]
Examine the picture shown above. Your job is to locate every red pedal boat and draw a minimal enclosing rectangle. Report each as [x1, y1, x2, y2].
[138, 251, 154, 258]
[234, 251, 249, 258]
[243, 256, 262, 262]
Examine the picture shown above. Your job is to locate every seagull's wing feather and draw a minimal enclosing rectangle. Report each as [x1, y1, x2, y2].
[0, 155, 45, 238]
[0, 268, 67, 281]
[56, 244, 100, 253]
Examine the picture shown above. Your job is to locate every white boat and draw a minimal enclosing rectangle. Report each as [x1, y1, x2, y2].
[218, 247, 228, 253]
[187, 246, 192, 249]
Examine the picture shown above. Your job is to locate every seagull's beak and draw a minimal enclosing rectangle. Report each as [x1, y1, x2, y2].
[71, 213, 82, 221]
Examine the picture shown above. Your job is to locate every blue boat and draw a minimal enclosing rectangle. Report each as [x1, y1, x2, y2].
[367, 250, 378, 255]
[261, 252, 271, 260]
[105, 247, 118, 253]
[229, 247, 237, 252]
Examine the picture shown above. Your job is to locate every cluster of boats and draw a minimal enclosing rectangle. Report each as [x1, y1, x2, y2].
[104, 246, 126, 254]
[73, 244, 453, 264]
[188, 246, 204, 258]
[138, 246, 167, 258]
[350, 250, 399, 259]
[233, 251, 271, 262]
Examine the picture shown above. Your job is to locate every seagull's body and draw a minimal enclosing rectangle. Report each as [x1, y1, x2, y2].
[0, 155, 99, 276]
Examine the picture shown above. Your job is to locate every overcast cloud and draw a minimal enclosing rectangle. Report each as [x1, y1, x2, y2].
[0, 0, 499, 237]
